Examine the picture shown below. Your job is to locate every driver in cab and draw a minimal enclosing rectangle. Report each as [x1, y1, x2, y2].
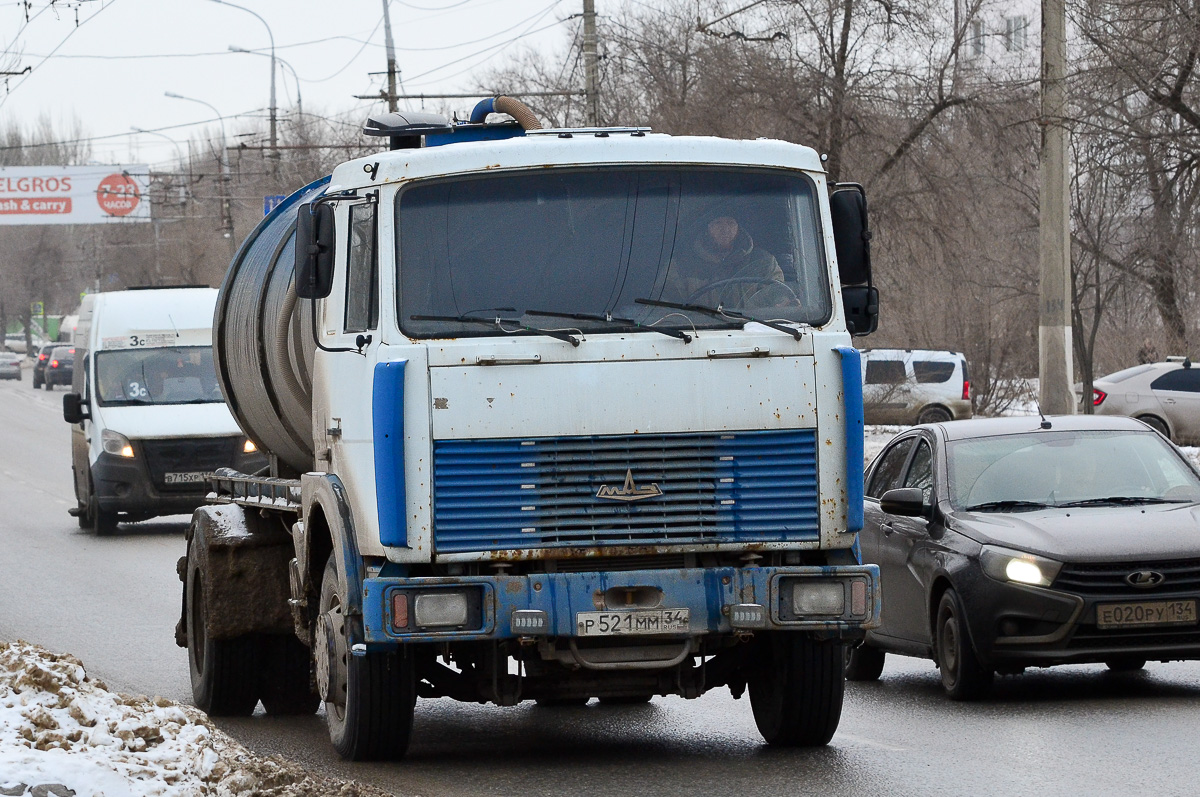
[666, 214, 788, 309]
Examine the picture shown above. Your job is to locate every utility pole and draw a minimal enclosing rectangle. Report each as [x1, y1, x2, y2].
[582, 0, 600, 126]
[382, 0, 400, 112]
[1038, 0, 1074, 415]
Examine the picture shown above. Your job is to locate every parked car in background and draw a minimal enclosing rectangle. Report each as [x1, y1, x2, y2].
[43, 346, 75, 390]
[861, 348, 972, 425]
[847, 414, 1200, 699]
[0, 351, 21, 380]
[1090, 358, 1200, 445]
[31, 343, 58, 389]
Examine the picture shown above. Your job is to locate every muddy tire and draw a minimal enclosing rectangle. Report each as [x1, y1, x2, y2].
[319, 554, 416, 760]
[186, 531, 260, 716]
[748, 633, 844, 747]
[259, 634, 320, 715]
[936, 590, 993, 700]
[844, 643, 886, 681]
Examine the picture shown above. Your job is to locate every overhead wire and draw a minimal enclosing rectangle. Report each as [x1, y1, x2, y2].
[403, 4, 568, 87]
[0, 0, 120, 110]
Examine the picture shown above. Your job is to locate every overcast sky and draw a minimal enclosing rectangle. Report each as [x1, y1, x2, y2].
[1, 0, 591, 167]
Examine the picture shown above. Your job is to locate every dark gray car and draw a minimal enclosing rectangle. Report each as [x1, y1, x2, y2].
[848, 414, 1200, 699]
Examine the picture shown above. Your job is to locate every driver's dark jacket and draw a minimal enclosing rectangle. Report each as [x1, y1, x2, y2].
[665, 229, 785, 308]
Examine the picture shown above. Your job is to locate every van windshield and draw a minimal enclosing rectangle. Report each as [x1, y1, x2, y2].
[397, 167, 831, 338]
[94, 346, 223, 406]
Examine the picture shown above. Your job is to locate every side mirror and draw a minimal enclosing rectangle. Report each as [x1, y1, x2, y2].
[842, 285, 879, 336]
[295, 201, 336, 299]
[831, 184, 878, 336]
[63, 392, 89, 424]
[879, 487, 927, 518]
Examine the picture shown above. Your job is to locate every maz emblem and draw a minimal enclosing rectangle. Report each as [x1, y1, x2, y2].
[596, 469, 664, 502]
[1125, 570, 1166, 589]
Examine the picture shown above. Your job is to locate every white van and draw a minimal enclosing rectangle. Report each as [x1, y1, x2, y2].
[860, 348, 973, 425]
[62, 288, 266, 533]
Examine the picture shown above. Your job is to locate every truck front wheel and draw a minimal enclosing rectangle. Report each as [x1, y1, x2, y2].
[185, 528, 260, 716]
[317, 554, 416, 760]
[748, 633, 845, 747]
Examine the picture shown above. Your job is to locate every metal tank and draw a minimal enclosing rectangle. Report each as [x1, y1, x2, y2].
[213, 177, 329, 475]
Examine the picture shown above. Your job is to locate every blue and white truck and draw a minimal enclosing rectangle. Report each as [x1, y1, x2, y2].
[176, 96, 881, 760]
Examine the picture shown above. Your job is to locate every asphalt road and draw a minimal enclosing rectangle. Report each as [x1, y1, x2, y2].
[3, 374, 1200, 796]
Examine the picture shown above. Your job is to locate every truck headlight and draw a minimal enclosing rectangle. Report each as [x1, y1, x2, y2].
[980, 545, 1062, 587]
[414, 592, 469, 628]
[791, 581, 846, 615]
[101, 429, 135, 458]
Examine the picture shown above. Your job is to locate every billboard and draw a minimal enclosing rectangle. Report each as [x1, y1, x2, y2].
[0, 165, 151, 225]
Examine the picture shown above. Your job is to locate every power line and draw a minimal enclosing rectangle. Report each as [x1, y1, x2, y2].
[0, 0, 120, 111]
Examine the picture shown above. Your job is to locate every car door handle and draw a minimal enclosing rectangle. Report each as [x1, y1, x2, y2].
[881, 522, 895, 535]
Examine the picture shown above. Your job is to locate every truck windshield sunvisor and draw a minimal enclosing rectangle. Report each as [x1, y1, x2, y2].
[94, 346, 224, 407]
[397, 167, 832, 339]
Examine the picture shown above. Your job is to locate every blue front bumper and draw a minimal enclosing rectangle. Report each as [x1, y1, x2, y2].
[362, 565, 879, 644]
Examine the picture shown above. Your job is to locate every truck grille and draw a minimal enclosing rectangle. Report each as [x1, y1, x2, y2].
[141, 437, 241, 493]
[431, 429, 820, 554]
[1053, 558, 1200, 596]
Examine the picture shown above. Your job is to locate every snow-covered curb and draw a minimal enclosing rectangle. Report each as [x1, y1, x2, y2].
[0, 642, 388, 797]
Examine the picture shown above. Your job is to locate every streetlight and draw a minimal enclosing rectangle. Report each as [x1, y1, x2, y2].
[229, 45, 301, 118]
[209, 0, 276, 155]
[165, 91, 235, 252]
[164, 90, 227, 166]
[130, 125, 185, 167]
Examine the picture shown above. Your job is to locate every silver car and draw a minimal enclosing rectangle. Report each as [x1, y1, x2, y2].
[0, 351, 22, 381]
[1092, 358, 1200, 444]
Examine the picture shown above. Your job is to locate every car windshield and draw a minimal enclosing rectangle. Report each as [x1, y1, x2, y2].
[398, 166, 831, 338]
[51, 348, 74, 362]
[94, 346, 222, 407]
[948, 429, 1200, 510]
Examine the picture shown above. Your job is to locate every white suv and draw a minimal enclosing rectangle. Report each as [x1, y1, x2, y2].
[860, 348, 973, 425]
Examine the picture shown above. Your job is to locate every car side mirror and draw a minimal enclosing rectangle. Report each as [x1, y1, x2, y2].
[295, 201, 336, 299]
[880, 487, 927, 517]
[62, 392, 89, 424]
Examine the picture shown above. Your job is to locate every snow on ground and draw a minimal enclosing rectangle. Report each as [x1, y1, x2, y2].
[0, 642, 389, 797]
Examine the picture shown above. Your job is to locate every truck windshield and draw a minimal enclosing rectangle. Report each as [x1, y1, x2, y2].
[94, 346, 223, 407]
[397, 167, 831, 338]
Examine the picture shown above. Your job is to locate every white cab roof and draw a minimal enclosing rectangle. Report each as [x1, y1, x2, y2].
[329, 132, 826, 192]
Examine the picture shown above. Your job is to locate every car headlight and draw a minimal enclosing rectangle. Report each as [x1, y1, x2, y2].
[243, 438, 258, 454]
[101, 429, 135, 458]
[980, 545, 1062, 587]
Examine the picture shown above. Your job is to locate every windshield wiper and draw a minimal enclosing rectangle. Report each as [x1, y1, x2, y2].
[634, 298, 802, 341]
[1056, 496, 1190, 507]
[963, 500, 1050, 512]
[410, 314, 580, 347]
[525, 309, 691, 342]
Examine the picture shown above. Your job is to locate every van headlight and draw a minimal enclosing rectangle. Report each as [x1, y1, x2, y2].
[980, 546, 1062, 587]
[101, 429, 135, 458]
